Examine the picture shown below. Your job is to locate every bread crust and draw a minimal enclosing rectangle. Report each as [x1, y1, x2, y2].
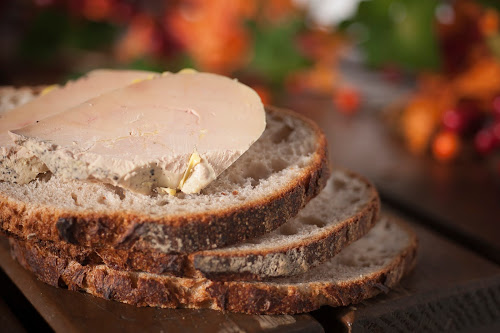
[0, 107, 330, 253]
[8, 217, 417, 314]
[3, 169, 379, 280]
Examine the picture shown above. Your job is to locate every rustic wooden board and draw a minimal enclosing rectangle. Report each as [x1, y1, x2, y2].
[0, 237, 323, 333]
[0, 297, 26, 333]
[310, 211, 500, 332]
[283, 95, 500, 263]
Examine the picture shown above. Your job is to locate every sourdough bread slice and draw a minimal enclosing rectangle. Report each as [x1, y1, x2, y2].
[10, 169, 379, 280]
[0, 106, 330, 253]
[9, 216, 418, 314]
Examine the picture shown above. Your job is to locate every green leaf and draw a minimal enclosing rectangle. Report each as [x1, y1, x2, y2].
[64, 20, 118, 50]
[487, 34, 500, 60]
[345, 0, 440, 71]
[18, 9, 69, 63]
[246, 19, 311, 86]
[126, 58, 166, 72]
[478, 0, 500, 11]
[18, 8, 119, 64]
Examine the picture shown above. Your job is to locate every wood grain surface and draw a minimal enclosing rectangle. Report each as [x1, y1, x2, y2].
[310, 211, 500, 332]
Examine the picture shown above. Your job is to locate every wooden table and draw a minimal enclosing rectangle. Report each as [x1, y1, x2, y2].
[1, 76, 500, 332]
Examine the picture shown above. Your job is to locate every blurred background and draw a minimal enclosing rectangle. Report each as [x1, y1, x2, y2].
[1, 0, 500, 169]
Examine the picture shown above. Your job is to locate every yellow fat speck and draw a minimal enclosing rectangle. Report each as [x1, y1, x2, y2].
[130, 78, 144, 84]
[199, 129, 208, 139]
[130, 73, 158, 84]
[40, 85, 59, 96]
[157, 187, 177, 196]
[178, 68, 198, 74]
[178, 150, 201, 189]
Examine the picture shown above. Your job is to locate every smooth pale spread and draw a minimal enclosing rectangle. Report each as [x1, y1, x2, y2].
[10, 71, 266, 195]
[0, 69, 155, 184]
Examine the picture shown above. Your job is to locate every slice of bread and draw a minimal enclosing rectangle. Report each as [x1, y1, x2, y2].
[0, 106, 330, 253]
[9, 169, 379, 280]
[9, 216, 418, 314]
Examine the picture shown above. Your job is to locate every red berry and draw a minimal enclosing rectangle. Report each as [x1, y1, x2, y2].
[475, 129, 496, 155]
[442, 109, 466, 133]
[442, 101, 483, 135]
[492, 96, 500, 119]
[381, 65, 403, 83]
[492, 122, 500, 145]
[333, 87, 361, 115]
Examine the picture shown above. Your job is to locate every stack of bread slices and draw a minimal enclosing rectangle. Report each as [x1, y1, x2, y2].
[0, 72, 417, 315]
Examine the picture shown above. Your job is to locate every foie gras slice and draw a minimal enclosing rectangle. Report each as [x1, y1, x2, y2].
[1, 69, 156, 184]
[11, 71, 266, 195]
